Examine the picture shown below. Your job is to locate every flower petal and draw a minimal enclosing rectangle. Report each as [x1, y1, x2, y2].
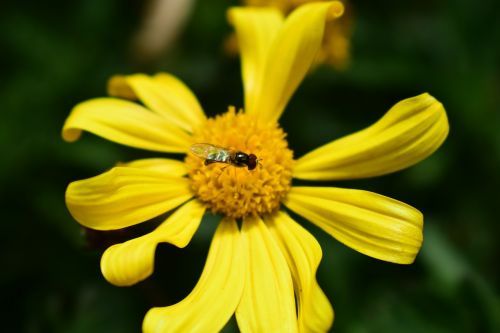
[143, 218, 244, 333]
[66, 166, 192, 230]
[101, 199, 205, 286]
[266, 211, 333, 333]
[285, 187, 423, 264]
[108, 73, 206, 133]
[294, 93, 449, 180]
[62, 98, 192, 153]
[227, 7, 284, 115]
[236, 216, 298, 333]
[119, 158, 187, 176]
[233, 2, 344, 123]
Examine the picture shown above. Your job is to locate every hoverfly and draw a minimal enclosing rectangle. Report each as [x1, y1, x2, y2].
[190, 143, 258, 170]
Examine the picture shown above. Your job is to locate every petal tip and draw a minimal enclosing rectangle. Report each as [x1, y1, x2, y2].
[414, 92, 444, 112]
[226, 6, 282, 25]
[226, 7, 237, 25]
[107, 75, 137, 100]
[328, 1, 345, 19]
[422, 92, 449, 136]
[61, 127, 81, 142]
[100, 243, 155, 287]
[64, 182, 84, 223]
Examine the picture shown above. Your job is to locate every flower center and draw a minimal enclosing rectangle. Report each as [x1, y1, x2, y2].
[185, 108, 294, 219]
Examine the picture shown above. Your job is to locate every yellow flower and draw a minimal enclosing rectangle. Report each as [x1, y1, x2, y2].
[62, 2, 448, 332]
[239, 0, 352, 69]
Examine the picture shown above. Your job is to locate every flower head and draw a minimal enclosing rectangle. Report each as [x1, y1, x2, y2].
[185, 108, 294, 218]
[63, 2, 448, 332]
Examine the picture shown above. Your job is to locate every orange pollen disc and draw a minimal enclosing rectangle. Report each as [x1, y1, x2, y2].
[185, 107, 294, 219]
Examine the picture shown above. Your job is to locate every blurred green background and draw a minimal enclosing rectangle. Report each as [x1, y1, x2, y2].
[1, 0, 499, 332]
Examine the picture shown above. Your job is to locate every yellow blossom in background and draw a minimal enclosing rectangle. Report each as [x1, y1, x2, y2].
[62, 2, 448, 332]
[238, 0, 353, 69]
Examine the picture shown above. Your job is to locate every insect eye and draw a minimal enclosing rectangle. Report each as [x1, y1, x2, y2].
[247, 159, 257, 170]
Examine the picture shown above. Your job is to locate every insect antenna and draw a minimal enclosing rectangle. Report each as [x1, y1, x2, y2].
[257, 157, 263, 169]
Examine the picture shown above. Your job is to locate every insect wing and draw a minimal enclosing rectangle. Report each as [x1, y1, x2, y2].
[190, 143, 231, 162]
[190, 143, 216, 159]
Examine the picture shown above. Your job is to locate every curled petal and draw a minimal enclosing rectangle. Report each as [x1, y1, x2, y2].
[227, 7, 284, 115]
[266, 211, 334, 333]
[294, 93, 449, 180]
[108, 73, 205, 133]
[62, 98, 192, 153]
[101, 200, 206, 286]
[119, 158, 187, 176]
[143, 219, 244, 333]
[236, 216, 298, 333]
[230, 2, 344, 123]
[66, 167, 192, 230]
[285, 187, 423, 264]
